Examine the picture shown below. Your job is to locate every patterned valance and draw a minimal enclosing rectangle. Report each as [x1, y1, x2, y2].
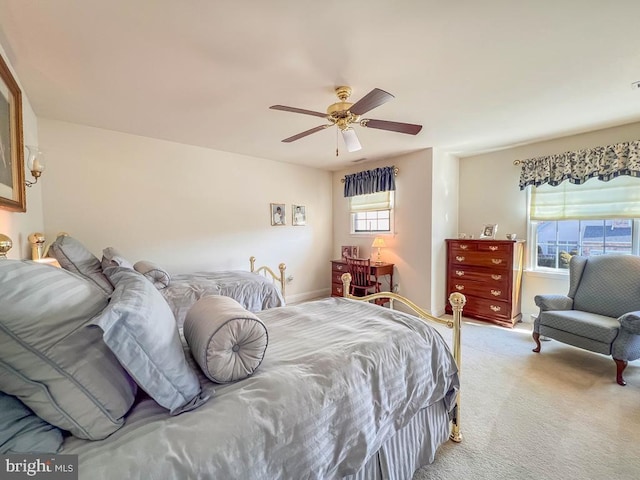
[518, 140, 640, 190]
[343, 166, 396, 198]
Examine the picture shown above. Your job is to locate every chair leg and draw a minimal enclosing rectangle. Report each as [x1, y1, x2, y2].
[614, 358, 628, 386]
[532, 332, 542, 353]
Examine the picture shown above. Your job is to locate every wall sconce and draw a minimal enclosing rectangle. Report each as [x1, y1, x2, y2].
[371, 237, 387, 265]
[25, 145, 45, 187]
[0, 233, 13, 258]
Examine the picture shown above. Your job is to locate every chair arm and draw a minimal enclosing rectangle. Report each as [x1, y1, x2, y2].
[534, 294, 573, 311]
[619, 311, 640, 335]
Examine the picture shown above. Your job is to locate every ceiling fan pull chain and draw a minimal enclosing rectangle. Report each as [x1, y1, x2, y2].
[336, 126, 339, 156]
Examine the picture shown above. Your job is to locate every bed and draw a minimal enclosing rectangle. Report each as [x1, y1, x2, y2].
[155, 256, 286, 325]
[45, 234, 286, 322]
[0, 261, 464, 480]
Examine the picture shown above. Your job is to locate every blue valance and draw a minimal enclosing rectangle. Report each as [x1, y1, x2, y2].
[518, 140, 640, 190]
[343, 166, 397, 198]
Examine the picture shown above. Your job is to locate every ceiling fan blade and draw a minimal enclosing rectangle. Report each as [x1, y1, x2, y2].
[270, 105, 327, 118]
[282, 125, 330, 143]
[341, 128, 362, 152]
[349, 88, 395, 115]
[361, 118, 422, 135]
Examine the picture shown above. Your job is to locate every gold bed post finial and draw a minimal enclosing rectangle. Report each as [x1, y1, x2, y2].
[448, 291, 466, 443]
[249, 256, 256, 272]
[0, 234, 13, 258]
[341, 272, 352, 297]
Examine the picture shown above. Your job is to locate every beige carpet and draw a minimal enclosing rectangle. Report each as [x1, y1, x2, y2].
[412, 319, 640, 480]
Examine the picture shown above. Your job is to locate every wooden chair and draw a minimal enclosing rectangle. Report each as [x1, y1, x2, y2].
[345, 257, 381, 297]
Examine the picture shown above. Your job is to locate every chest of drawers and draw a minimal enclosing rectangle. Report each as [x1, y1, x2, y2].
[445, 239, 525, 327]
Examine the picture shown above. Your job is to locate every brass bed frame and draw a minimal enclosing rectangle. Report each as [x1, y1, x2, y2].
[341, 272, 465, 443]
[249, 256, 287, 299]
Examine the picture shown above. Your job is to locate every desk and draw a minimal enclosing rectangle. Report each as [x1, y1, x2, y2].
[330, 260, 395, 297]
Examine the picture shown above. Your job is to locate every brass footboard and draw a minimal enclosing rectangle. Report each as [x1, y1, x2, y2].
[341, 272, 465, 443]
[249, 256, 287, 299]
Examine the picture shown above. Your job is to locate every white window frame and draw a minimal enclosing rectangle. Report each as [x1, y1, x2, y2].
[349, 191, 395, 235]
[526, 185, 640, 274]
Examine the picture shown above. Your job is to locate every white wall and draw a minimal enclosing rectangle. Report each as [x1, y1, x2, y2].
[430, 149, 459, 315]
[333, 150, 442, 313]
[0, 41, 44, 259]
[39, 119, 333, 302]
[459, 121, 640, 317]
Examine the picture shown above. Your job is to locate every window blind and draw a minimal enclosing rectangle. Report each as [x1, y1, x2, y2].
[530, 175, 640, 220]
[350, 191, 391, 212]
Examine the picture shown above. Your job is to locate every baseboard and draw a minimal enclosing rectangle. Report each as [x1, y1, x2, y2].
[286, 288, 331, 305]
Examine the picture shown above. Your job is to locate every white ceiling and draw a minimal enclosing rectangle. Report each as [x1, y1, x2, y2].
[1, 1, 639, 171]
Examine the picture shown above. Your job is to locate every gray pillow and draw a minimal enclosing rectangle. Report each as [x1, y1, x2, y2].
[183, 295, 268, 384]
[134, 260, 171, 289]
[101, 247, 134, 270]
[0, 260, 137, 440]
[97, 267, 209, 414]
[0, 392, 63, 454]
[48, 235, 113, 294]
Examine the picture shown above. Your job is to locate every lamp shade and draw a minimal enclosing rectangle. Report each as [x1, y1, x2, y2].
[371, 237, 386, 248]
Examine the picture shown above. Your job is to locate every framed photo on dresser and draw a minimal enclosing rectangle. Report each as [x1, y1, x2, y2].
[480, 223, 497, 239]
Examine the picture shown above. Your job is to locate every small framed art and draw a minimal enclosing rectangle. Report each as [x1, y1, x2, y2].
[292, 205, 306, 226]
[271, 203, 286, 226]
[480, 224, 498, 239]
[341, 245, 360, 259]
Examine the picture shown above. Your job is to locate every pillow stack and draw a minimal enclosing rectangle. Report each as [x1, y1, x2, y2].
[0, 248, 210, 451]
[0, 260, 137, 440]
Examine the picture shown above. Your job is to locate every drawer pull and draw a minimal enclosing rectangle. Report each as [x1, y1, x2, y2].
[490, 289, 502, 296]
[455, 284, 465, 291]
[459, 244, 468, 250]
[336, 264, 344, 270]
[491, 274, 502, 280]
[491, 258, 503, 265]
[455, 270, 465, 277]
[489, 246, 499, 251]
[455, 256, 465, 262]
[490, 305, 501, 312]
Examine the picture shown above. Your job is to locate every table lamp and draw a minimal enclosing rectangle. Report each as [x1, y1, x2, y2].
[371, 237, 386, 265]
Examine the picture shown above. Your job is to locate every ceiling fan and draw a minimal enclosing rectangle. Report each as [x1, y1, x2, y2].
[270, 86, 422, 153]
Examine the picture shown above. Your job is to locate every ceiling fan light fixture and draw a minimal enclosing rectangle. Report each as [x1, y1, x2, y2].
[270, 85, 422, 151]
[341, 128, 362, 153]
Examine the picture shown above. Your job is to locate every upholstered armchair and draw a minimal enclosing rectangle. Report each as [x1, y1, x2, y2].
[533, 255, 640, 386]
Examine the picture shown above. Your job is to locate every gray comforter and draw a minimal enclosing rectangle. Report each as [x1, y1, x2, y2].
[62, 297, 459, 479]
[161, 270, 285, 325]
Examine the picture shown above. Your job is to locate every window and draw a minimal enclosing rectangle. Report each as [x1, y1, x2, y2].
[533, 219, 638, 269]
[529, 176, 640, 271]
[350, 191, 394, 233]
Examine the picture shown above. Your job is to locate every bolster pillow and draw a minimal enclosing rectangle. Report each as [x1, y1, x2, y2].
[183, 296, 268, 383]
[134, 260, 171, 289]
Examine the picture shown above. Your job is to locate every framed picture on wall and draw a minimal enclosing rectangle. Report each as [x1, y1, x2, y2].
[0, 52, 25, 212]
[292, 205, 306, 226]
[271, 203, 286, 226]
